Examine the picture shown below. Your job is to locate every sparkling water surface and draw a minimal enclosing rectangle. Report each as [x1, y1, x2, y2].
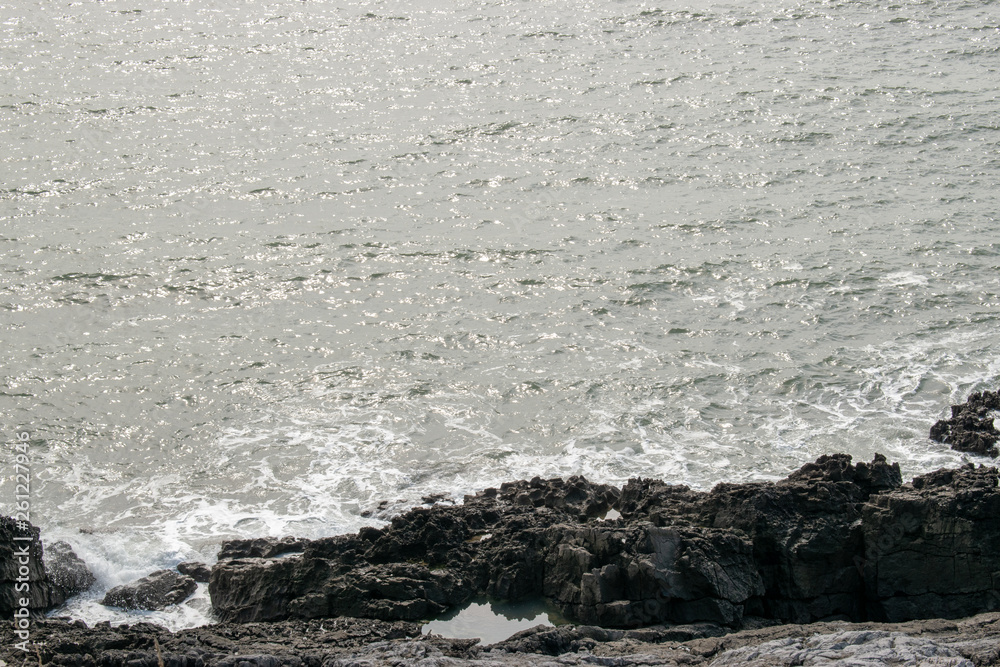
[1, 0, 999, 629]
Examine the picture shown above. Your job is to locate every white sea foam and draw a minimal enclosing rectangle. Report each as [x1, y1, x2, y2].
[880, 271, 930, 288]
[50, 584, 215, 632]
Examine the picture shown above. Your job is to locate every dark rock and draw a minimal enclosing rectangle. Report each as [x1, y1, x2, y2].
[216, 537, 309, 560]
[617, 453, 903, 624]
[46, 541, 97, 597]
[177, 561, 212, 583]
[208, 455, 1000, 633]
[542, 523, 763, 627]
[0, 516, 65, 615]
[860, 463, 1000, 622]
[102, 570, 198, 610]
[709, 453, 900, 623]
[930, 390, 1000, 457]
[211, 475, 620, 624]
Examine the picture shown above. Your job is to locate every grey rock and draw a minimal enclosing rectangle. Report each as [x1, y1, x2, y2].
[4, 613, 999, 667]
[708, 630, 974, 666]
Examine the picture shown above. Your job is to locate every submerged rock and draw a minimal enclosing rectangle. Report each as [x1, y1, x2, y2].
[102, 569, 197, 610]
[930, 390, 1000, 457]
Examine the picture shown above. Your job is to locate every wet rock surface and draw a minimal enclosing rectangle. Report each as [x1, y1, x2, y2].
[178, 562, 213, 584]
[212, 454, 1000, 630]
[930, 390, 1000, 457]
[210, 475, 621, 624]
[46, 540, 97, 598]
[102, 570, 198, 611]
[2, 613, 998, 666]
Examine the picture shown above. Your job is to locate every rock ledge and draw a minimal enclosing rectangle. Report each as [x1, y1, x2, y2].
[210, 454, 1000, 629]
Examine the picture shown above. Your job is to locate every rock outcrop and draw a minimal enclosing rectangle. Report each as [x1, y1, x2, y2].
[46, 540, 97, 598]
[0, 517, 67, 616]
[102, 569, 198, 611]
[209, 455, 1000, 630]
[4, 452, 1000, 666]
[706, 629, 975, 666]
[177, 561, 213, 583]
[861, 464, 1000, 621]
[210, 476, 620, 624]
[930, 390, 1000, 457]
[616, 453, 903, 625]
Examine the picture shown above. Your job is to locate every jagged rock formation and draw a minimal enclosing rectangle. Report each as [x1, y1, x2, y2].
[930, 390, 1000, 457]
[3, 452, 1000, 665]
[209, 455, 1000, 631]
[210, 475, 620, 624]
[613, 453, 902, 625]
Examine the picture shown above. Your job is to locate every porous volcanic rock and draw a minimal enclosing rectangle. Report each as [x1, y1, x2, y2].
[930, 390, 1000, 457]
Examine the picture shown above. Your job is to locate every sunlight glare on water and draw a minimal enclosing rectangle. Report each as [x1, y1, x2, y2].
[1, 0, 998, 629]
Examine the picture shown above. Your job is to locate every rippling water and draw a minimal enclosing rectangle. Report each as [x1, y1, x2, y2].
[1, 0, 999, 628]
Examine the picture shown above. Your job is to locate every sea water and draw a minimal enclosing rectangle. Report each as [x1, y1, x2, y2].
[1, 0, 998, 630]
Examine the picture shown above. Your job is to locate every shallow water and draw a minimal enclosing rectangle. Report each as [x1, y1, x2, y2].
[1, 0, 998, 629]
[423, 598, 565, 645]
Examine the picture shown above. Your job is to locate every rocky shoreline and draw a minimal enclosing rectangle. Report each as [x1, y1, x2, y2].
[4, 453, 1000, 665]
[2, 612, 999, 666]
[204, 453, 1000, 630]
[3, 392, 1000, 665]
